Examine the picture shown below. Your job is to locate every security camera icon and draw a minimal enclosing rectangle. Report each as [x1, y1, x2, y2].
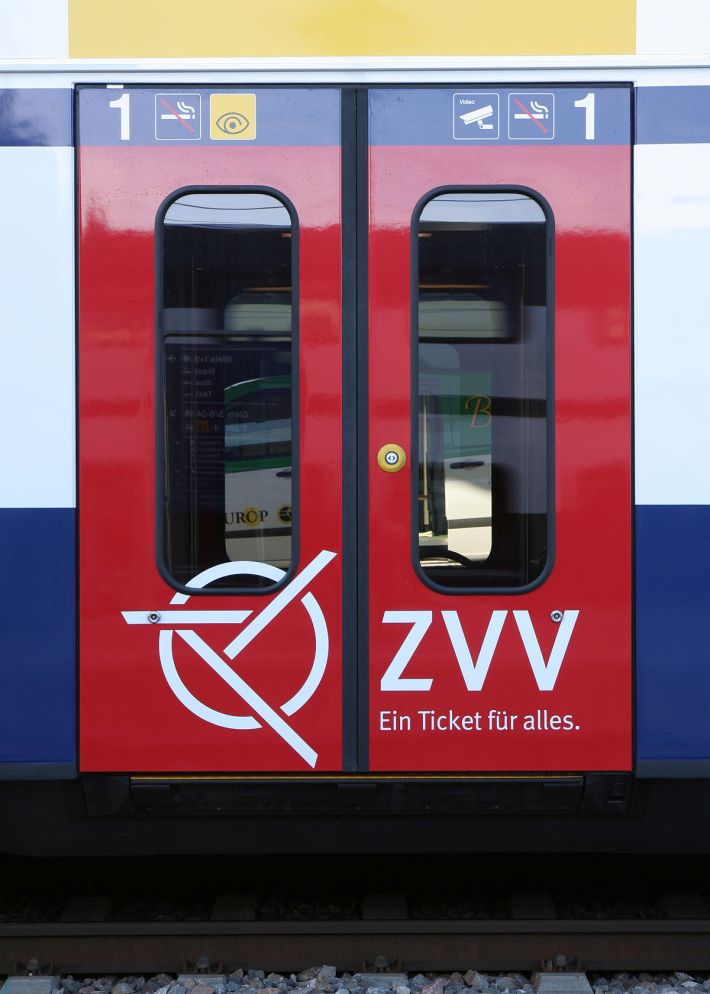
[459, 105, 495, 130]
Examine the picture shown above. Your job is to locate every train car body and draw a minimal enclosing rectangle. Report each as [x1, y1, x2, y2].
[0, 0, 709, 853]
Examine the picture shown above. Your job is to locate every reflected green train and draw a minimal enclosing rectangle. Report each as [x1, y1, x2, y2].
[224, 374, 293, 568]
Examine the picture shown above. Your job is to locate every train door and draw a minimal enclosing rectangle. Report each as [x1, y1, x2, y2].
[78, 84, 631, 777]
[78, 87, 348, 772]
[366, 88, 632, 771]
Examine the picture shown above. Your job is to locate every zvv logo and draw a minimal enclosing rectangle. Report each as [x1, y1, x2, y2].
[122, 551, 336, 768]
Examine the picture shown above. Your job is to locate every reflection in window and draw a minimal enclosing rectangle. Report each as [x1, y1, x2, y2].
[162, 192, 294, 589]
[416, 191, 549, 589]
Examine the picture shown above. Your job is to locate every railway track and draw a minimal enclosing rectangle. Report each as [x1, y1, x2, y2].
[2, 893, 710, 974]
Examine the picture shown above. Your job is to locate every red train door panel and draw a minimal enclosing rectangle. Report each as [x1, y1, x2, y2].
[78, 87, 345, 772]
[79, 84, 631, 777]
[367, 88, 632, 771]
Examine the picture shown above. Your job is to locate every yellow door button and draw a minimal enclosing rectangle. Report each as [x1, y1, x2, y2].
[377, 443, 407, 473]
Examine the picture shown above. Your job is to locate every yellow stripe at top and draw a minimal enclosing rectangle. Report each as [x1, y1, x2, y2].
[69, 0, 636, 58]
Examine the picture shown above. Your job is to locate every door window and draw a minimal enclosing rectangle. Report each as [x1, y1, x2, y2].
[415, 190, 550, 589]
[160, 191, 295, 589]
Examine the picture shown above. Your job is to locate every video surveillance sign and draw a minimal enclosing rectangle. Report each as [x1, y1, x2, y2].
[453, 92, 500, 140]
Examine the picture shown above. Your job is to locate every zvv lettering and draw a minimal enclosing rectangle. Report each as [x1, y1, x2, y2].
[380, 610, 580, 693]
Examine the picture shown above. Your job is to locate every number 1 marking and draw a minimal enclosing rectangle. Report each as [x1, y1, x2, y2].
[574, 92, 595, 141]
[109, 92, 131, 141]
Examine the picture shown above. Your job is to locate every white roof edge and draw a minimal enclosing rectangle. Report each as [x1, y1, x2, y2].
[1, 54, 710, 73]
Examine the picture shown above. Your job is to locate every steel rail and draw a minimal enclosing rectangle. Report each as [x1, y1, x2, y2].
[3, 918, 710, 974]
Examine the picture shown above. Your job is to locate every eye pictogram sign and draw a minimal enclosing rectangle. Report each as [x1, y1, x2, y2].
[122, 549, 336, 768]
[210, 93, 256, 140]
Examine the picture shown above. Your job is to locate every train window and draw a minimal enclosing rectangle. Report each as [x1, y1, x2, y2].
[160, 191, 295, 590]
[415, 190, 550, 590]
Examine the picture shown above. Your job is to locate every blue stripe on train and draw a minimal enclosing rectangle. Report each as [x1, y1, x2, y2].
[5, 85, 710, 148]
[636, 87, 710, 145]
[0, 508, 76, 771]
[636, 504, 710, 773]
[78, 87, 341, 147]
[0, 88, 72, 146]
[368, 87, 630, 146]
